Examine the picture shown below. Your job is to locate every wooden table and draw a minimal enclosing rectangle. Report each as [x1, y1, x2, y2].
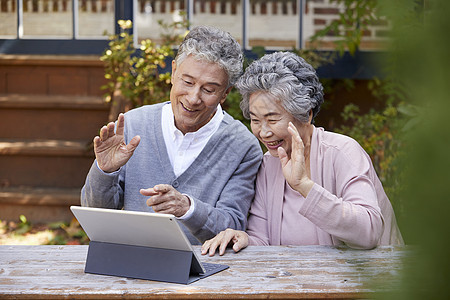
[0, 245, 405, 299]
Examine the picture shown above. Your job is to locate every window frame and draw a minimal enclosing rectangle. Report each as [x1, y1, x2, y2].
[0, 0, 382, 80]
[0, 0, 133, 55]
[0, 1, 304, 54]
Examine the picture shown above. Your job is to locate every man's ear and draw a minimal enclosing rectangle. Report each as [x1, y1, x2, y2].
[220, 86, 233, 105]
[171, 60, 177, 85]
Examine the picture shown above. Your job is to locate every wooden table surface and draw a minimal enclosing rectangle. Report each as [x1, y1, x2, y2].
[0, 245, 406, 299]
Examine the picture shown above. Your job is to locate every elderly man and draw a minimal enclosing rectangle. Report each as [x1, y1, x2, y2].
[81, 26, 263, 244]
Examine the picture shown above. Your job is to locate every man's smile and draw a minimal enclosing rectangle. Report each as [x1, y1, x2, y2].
[181, 102, 197, 112]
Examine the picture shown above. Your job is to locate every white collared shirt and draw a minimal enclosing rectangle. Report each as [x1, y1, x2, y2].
[161, 102, 224, 219]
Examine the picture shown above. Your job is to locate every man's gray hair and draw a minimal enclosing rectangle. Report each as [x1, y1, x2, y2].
[236, 51, 324, 123]
[175, 25, 243, 87]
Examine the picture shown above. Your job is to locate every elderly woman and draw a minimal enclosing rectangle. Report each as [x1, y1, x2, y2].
[202, 51, 403, 255]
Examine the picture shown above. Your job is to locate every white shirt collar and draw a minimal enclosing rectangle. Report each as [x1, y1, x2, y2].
[162, 102, 224, 142]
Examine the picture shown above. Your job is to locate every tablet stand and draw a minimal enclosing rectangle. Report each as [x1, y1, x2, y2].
[84, 241, 227, 284]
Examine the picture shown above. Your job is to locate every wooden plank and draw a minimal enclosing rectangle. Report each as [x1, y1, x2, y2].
[0, 55, 104, 67]
[0, 94, 108, 110]
[0, 187, 80, 206]
[0, 139, 93, 156]
[0, 245, 406, 299]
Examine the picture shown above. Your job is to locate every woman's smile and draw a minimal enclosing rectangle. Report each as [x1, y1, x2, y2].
[265, 139, 284, 149]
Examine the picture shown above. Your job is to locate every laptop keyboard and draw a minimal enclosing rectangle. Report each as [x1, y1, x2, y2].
[202, 262, 225, 274]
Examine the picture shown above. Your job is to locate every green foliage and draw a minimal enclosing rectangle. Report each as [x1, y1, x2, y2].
[311, 0, 382, 55]
[16, 215, 32, 235]
[157, 10, 189, 46]
[47, 219, 89, 245]
[0, 217, 89, 245]
[336, 102, 410, 207]
[375, 0, 450, 299]
[100, 20, 175, 108]
[101, 12, 190, 110]
[222, 88, 248, 126]
[291, 48, 336, 70]
[336, 61, 413, 208]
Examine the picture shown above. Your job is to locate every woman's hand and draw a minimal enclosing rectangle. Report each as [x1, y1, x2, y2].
[201, 229, 249, 256]
[278, 122, 314, 197]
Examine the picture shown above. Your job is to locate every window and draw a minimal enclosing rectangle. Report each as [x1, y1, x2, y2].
[248, 0, 300, 49]
[0, 0, 115, 39]
[135, 0, 303, 50]
[0, 1, 389, 55]
[190, 0, 243, 45]
[0, 0, 17, 38]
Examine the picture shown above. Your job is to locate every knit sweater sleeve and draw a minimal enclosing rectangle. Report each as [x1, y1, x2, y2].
[80, 160, 125, 209]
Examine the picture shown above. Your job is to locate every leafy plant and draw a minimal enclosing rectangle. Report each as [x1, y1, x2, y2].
[337, 102, 405, 188]
[0, 217, 89, 245]
[310, 0, 383, 55]
[291, 48, 336, 70]
[15, 215, 32, 235]
[47, 219, 89, 245]
[100, 20, 175, 121]
[157, 10, 189, 46]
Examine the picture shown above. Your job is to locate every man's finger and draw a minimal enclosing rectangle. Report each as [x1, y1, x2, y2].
[152, 205, 171, 214]
[146, 195, 166, 207]
[140, 188, 158, 196]
[127, 135, 141, 151]
[153, 184, 172, 193]
[93, 136, 101, 148]
[99, 125, 108, 141]
[115, 113, 125, 136]
[106, 122, 115, 138]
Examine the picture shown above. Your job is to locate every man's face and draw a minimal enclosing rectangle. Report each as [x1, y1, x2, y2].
[170, 55, 231, 134]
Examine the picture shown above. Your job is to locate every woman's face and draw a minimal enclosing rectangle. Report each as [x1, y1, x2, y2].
[249, 92, 307, 158]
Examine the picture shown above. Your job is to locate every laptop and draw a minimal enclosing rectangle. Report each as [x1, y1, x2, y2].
[70, 206, 229, 284]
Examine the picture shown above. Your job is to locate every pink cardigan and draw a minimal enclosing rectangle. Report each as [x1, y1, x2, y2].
[247, 126, 404, 249]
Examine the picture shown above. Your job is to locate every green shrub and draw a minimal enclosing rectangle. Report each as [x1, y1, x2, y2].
[100, 20, 173, 111]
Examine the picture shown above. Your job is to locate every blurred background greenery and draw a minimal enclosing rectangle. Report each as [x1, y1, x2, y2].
[378, 0, 450, 299]
[3, 1, 450, 297]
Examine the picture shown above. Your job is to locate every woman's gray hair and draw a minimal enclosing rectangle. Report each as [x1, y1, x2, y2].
[237, 51, 324, 123]
[175, 25, 243, 87]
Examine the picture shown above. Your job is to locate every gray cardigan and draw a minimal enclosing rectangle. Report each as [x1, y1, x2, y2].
[81, 103, 263, 244]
